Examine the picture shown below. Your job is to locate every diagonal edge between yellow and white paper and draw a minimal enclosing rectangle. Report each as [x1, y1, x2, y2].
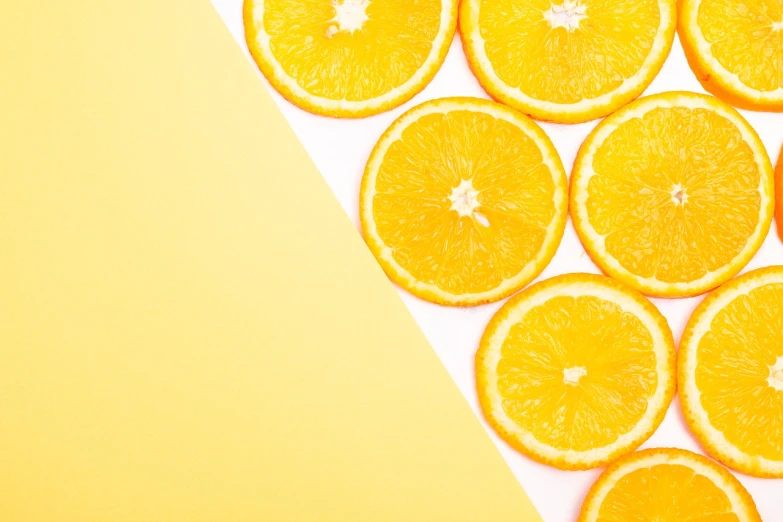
[0, 1, 541, 520]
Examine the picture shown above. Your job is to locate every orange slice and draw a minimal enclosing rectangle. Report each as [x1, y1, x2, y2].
[459, 0, 677, 123]
[579, 448, 762, 522]
[360, 98, 568, 306]
[679, 0, 783, 112]
[243, 0, 457, 117]
[680, 266, 783, 478]
[476, 274, 675, 469]
[571, 92, 774, 298]
[777, 145, 783, 242]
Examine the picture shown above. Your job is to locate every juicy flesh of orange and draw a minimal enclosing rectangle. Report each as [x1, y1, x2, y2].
[598, 464, 737, 521]
[698, 0, 783, 93]
[373, 110, 556, 295]
[588, 106, 761, 283]
[496, 295, 656, 451]
[263, 0, 441, 100]
[479, 0, 660, 103]
[696, 283, 783, 462]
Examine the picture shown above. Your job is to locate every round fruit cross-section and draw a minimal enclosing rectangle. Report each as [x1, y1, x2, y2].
[476, 274, 675, 470]
[360, 98, 568, 306]
[459, 0, 677, 123]
[244, 0, 458, 117]
[680, 266, 783, 478]
[571, 92, 774, 298]
[679, 0, 783, 112]
[579, 448, 762, 522]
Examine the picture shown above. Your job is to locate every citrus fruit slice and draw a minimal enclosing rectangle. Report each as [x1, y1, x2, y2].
[777, 145, 783, 242]
[578, 448, 762, 522]
[476, 274, 675, 469]
[571, 92, 774, 298]
[360, 98, 568, 306]
[680, 266, 783, 478]
[459, 0, 677, 123]
[679, 0, 783, 112]
[243, 0, 457, 117]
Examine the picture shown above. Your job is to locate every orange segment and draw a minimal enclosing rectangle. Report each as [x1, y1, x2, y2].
[679, 0, 783, 111]
[680, 266, 783, 477]
[244, 0, 457, 117]
[361, 98, 567, 306]
[459, 0, 676, 123]
[571, 92, 774, 297]
[579, 448, 762, 522]
[477, 274, 675, 469]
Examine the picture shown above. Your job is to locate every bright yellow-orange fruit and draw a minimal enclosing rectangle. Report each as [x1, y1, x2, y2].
[571, 92, 774, 298]
[244, 0, 457, 117]
[579, 448, 762, 522]
[360, 98, 568, 306]
[459, 0, 677, 123]
[476, 274, 675, 470]
[680, 266, 783, 478]
[679, 0, 783, 111]
[777, 145, 783, 242]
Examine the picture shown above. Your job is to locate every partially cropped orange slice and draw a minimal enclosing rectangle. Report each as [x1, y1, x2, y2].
[679, 0, 783, 111]
[459, 0, 677, 123]
[579, 448, 762, 522]
[571, 92, 774, 298]
[360, 98, 568, 306]
[476, 274, 675, 469]
[777, 145, 783, 242]
[680, 266, 783, 478]
[244, 0, 457, 117]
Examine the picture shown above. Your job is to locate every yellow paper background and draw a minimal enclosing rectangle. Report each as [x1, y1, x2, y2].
[0, 1, 540, 520]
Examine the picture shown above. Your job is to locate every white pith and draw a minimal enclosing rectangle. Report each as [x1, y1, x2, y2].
[247, 0, 457, 113]
[580, 451, 759, 521]
[768, 356, 783, 392]
[544, 0, 587, 31]
[461, 0, 676, 119]
[680, 269, 783, 476]
[682, 0, 783, 103]
[671, 183, 689, 205]
[563, 366, 587, 385]
[329, 0, 369, 35]
[448, 178, 482, 219]
[478, 280, 673, 466]
[361, 99, 567, 305]
[571, 93, 774, 296]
